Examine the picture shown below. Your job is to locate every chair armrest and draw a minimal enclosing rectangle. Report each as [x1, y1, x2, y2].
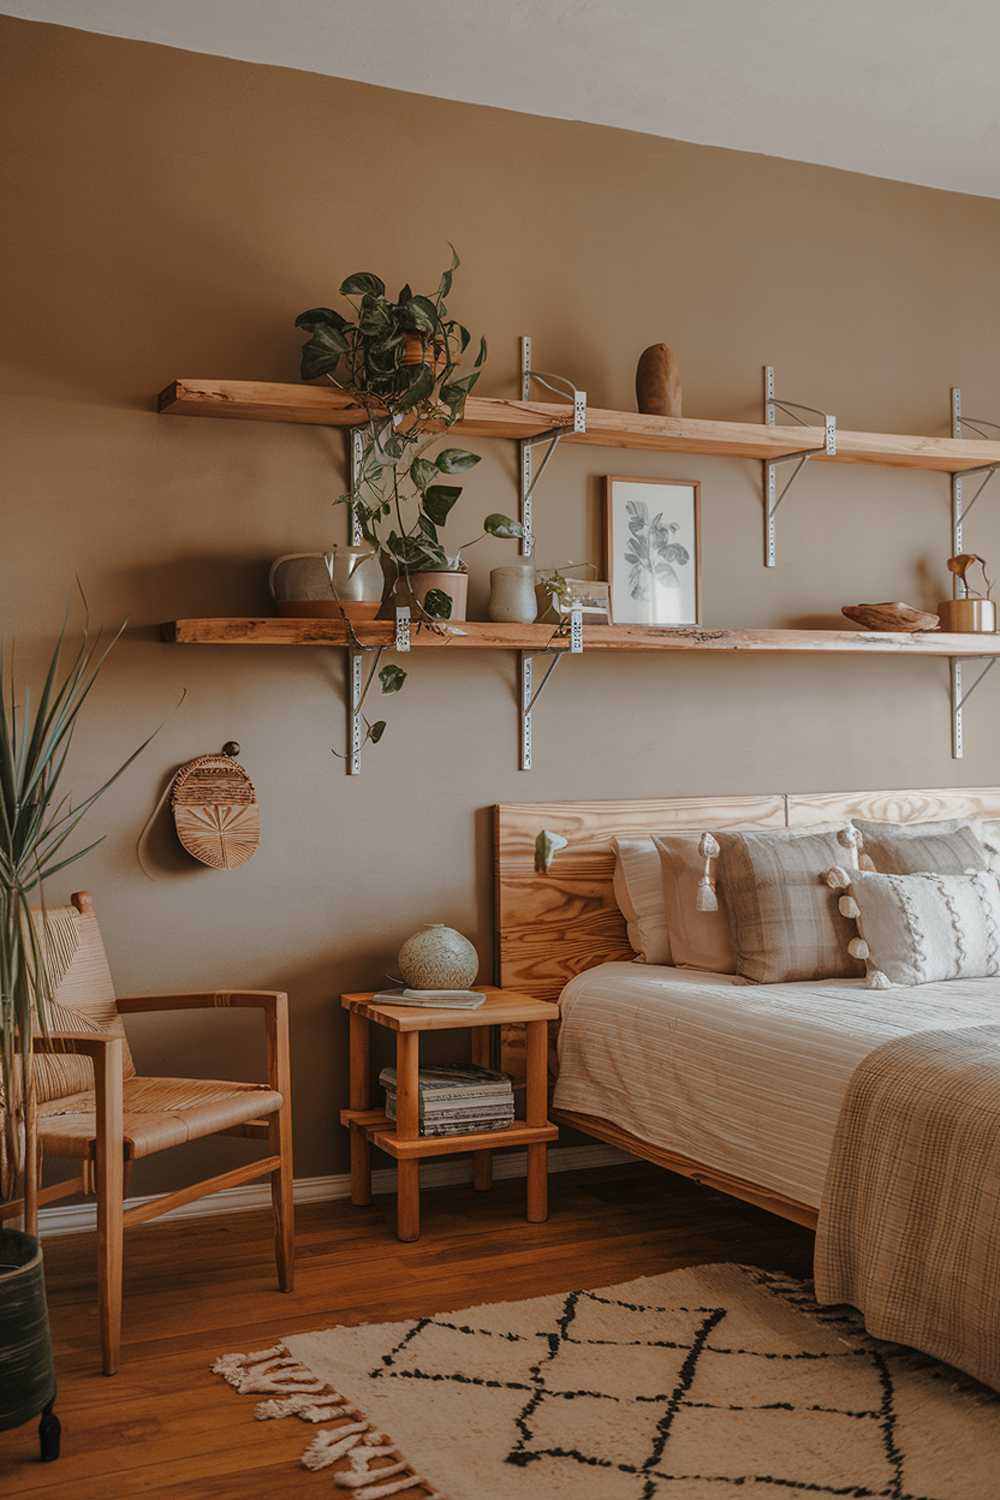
[116, 991, 287, 1015]
[34, 1031, 123, 1062]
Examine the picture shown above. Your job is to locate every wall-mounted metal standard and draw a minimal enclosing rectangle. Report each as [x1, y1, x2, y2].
[950, 655, 998, 760]
[950, 387, 1000, 593]
[762, 366, 837, 568]
[519, 335, 587, 558]
[519, 607, 584, 770]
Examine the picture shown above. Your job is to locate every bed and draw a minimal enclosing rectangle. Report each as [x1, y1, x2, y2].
[493, 785, 1000, 1229]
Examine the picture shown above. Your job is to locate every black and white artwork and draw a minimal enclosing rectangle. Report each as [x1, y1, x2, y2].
[605, 478, 700, 625]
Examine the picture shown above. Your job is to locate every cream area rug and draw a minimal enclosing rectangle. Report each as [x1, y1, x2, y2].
[213, 1263, 998, 1500]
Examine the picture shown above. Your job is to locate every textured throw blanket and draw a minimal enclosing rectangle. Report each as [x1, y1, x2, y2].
[815, 1021, 1000, 1391]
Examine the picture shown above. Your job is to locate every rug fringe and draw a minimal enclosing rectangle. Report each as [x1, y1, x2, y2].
[212, 1341, 444, 1499]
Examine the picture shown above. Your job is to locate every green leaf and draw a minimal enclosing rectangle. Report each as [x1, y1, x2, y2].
[387, 532, 447, 569]
[397, 283, 413, 303]
[436, 448, 481, 474]
[403, 297, 437, 334]
[368, 720, 387, 744]
[294, 306, 349, 332]
[437, 268, 453, 300]
[423, 589, 453, 620]
[358, 298, 393, 338]
[484, 513, 525, 540]
[410, 457, 439, 491]
[474, 335, 487, 369]
[340, 272, 385, 297]
[393, 362, 435, 413]
[379, 664, 407, 694]
[423, 484, 461, 525]
[299, 322, 349, 381]
[417, 513, 438, 542]
[446, 242, 460, 271]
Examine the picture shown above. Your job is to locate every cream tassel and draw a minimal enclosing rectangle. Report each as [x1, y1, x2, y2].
[302, 1423, 373, 1471]
[826, 865, 851, 890]
[837, 826, 864, 871]
[696, 832, 720, 912]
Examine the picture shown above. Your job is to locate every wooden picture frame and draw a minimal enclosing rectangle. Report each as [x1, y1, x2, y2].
[604, 476, 701, 625]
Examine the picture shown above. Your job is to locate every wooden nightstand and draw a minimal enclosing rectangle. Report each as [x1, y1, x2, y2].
[340, 987, 560, 1242]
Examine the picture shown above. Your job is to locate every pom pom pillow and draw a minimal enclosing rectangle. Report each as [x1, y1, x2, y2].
[827, 865, 1000, 987]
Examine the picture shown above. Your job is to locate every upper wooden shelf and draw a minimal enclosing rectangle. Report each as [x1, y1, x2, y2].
[162, 618, 1000, 656]
[157, 379, 1000, 474]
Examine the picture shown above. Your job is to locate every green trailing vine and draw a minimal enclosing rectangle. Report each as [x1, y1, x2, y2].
[296, 247, 524, 748]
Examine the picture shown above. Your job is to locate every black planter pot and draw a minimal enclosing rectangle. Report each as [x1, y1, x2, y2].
[0, 1228, 60, 1462]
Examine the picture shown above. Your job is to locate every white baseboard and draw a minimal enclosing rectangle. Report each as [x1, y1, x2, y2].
[38, 1143, 630, 1238]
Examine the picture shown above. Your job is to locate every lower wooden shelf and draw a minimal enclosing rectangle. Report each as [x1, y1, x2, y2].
[164, 617, 1000, 657]
[371, 1120, 559, 1160]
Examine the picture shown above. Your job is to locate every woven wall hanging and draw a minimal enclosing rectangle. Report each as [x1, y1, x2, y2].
[138, 741, 260, 876]
[171, 744, 260, 869]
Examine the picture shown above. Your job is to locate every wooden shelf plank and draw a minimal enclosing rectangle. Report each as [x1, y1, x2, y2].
[163, 618, 1000, 657]
[372, 1120, 559, 1160]
[157, 379, 1000, 472]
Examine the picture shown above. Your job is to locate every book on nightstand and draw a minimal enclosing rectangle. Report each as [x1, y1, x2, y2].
[372, 988, 487, 1009]
[379, 1062, 515, 1137]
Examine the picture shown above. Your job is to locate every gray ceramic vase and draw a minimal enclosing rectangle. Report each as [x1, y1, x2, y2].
[398, 924, 479, 989]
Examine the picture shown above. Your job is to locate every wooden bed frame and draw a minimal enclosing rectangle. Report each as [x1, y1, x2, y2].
[494, 785, 1000, 1230]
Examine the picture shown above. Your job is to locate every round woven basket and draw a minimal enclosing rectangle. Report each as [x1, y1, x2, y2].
[171, 754, 260, 870]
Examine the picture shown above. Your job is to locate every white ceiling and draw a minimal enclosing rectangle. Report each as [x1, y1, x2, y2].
[6, 0, 1000, 199]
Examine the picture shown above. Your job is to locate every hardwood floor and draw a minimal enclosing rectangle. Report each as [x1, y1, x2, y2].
[0, 1164, 812, 1496]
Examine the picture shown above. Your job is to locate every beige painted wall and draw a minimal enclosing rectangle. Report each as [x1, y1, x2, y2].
[4, 16, 1000, 1194]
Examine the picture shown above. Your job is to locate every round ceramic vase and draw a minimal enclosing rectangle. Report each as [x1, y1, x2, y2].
[488, 564, 538, 623]
[398, 924, 479, 989]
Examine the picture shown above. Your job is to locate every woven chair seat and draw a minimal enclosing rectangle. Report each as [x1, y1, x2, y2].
[38, 1075, 283, 1159]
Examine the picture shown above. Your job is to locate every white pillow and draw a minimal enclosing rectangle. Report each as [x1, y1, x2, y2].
[612, 837, 672, 964]
[831, 866, 1000, 987]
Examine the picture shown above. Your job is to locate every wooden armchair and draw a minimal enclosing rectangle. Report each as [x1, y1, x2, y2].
[0, 892, 294, 1375]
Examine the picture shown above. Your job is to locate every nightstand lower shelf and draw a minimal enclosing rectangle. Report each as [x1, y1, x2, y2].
[372, 1121, 558, 1160]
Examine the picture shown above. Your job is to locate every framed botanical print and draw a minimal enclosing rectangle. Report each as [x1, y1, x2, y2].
[604, 476, 701, 625]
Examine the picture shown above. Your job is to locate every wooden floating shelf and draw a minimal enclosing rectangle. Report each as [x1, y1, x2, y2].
[157, 379, 1000, 474]
[163, 618, 1000, 657]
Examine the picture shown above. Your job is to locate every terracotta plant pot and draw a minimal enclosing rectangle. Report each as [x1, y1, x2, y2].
[401, 335, 447, 377]
[0, 1229, 60, 1461]
[399, 571, 469, 622]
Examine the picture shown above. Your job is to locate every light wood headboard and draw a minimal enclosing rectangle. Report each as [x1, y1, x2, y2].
[494, 786, 1000, 1003]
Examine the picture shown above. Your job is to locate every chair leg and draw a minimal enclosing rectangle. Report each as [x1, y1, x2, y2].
[267, 995, 295, 1293]
[270, 1101, 295, 1293]
[93, 1043, 125, 1376]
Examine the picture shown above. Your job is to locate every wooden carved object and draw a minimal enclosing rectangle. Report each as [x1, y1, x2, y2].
[635, 344, 682, 417]
[841, 602, 939, 632]
[171, 751, 260, 869]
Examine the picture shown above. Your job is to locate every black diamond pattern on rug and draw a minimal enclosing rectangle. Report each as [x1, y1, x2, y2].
[369, 1275, 942, 1499]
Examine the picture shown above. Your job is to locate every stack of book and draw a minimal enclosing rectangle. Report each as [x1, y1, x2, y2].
[379, 1062, 514, 1137]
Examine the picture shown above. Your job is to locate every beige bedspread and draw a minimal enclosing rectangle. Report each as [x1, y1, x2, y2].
[815, 1022, 1000, 1391]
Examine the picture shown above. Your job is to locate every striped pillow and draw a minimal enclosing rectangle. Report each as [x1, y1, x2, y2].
[853, 817, 987, 876]
[717, 826, 866, 983]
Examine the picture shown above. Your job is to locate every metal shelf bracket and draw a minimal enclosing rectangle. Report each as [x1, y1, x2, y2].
[949, 388, 1000, 585]
[950, 655, 998, 759]
[762, 365, 837, 567]
[519, 335, 587, 558]
[519, 607, 584, 770]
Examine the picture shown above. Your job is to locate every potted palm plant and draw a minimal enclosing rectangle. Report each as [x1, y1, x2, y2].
[295, 248, 523, 743]
[1, 614, 151, 1457]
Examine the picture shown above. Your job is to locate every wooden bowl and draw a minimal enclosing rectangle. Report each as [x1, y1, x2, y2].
[842, 602, 939, 632]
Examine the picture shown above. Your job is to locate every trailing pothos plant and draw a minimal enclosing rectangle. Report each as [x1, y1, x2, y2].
[295, 247, 523, 745]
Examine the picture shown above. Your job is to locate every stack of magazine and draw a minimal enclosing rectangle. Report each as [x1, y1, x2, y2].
[379, 1062, 514, 1137]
